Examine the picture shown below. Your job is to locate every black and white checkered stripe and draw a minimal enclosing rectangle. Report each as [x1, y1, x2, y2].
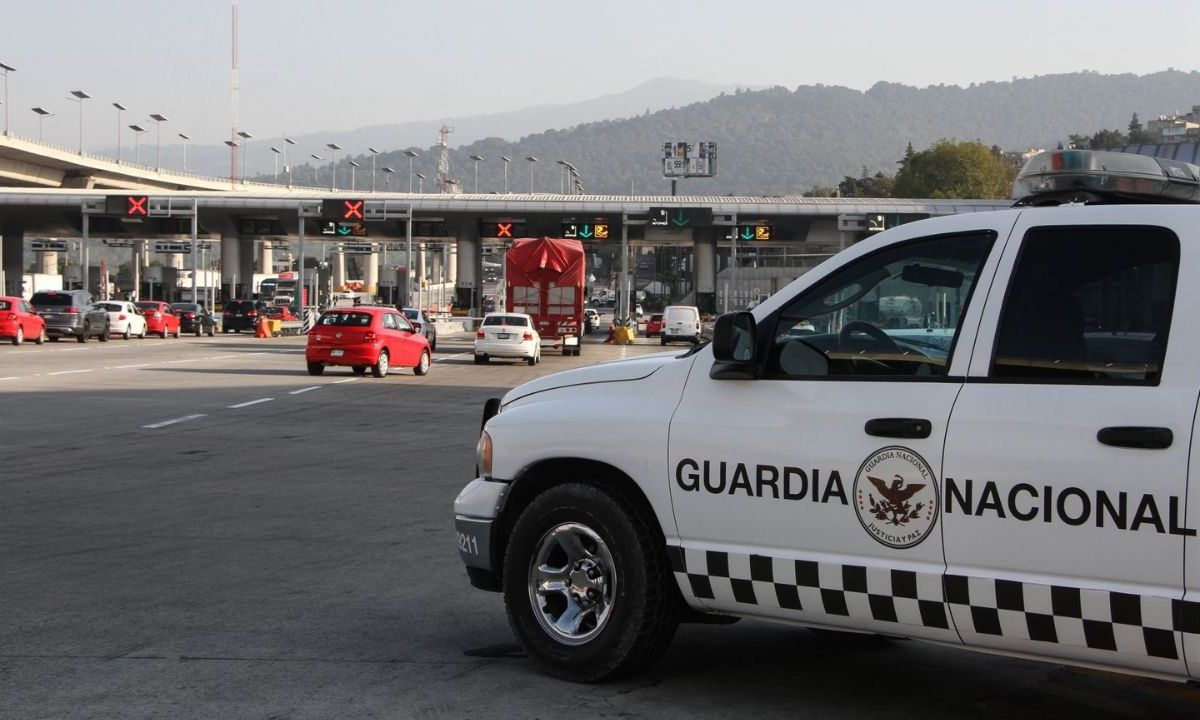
[668, 546, 1200, 661]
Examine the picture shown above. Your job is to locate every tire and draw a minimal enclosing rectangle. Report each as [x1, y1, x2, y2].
[474, 354, 488, 365]
[139, 326, 147, 339]
[527, 354, 536, 366]
[161, 327, 169, 339]
[562, 347, 571, 357]
[123, 327, 131, 340]
[195, 326, 202, 337]
[306, 362, 325, 376]
[351, 366, 367, 376]
[414, 350, 431, 376]
[12, 326, 22, 345]
[207, 325, 215, 337]
[35, 327, 45, 345]
[503, 483, 680, 682]
[174, 327, 181, 339]
[49, 336, 59, 343]
[223, 327, 230, 334]
[98, 326, 109, 342]
[371, 349, 389, 378]
[78, 325, 88, 343]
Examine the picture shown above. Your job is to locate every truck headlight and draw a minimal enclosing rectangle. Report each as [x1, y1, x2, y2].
[476, 430, 493, 478]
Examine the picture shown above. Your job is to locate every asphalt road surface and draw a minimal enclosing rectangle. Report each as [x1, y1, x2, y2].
[2, 329, 1199, 719]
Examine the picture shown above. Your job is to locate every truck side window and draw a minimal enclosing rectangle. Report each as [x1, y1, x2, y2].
[992, 226, 1179, 385]
[766, 232, 995, 379]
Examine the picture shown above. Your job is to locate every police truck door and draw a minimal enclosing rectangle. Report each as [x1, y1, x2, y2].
[943, 205, 1194, 679]
[669, 219, 1011, 641]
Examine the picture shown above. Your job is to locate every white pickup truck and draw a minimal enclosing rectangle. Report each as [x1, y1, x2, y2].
[455, 149, 1200, 684]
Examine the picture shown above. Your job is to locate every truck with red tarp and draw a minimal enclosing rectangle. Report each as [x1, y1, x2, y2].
[504, 237, 585, 356]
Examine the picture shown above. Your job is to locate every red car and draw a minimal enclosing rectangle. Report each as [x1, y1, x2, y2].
[306, 306, 431, 377]
[264, 305, 297, 321]
[0, 296, 47, 345]
[646, 313, 664, 337]
[134, 301, 181, 338]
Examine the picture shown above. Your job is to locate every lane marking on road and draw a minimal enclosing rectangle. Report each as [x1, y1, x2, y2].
[0, 376, 19, 381]
[332, 378, 359, 384]
[142, 414, 206, 429]
[167, 359, 200, 364]
[289, 386, 322, 395]
[228, 397, 274, 409]
[48, 369, 94, 376]
[435, 351, 473, 364]
[114, 363, 151, 369]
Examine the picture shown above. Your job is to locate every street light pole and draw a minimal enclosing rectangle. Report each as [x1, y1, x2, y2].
[501, 155, 511, 193]
[270, 146, 281, 182]
[69, 90, 91, 154]
[0, 63, 14, 137]
[326, 142, 342, 191]
[348, 159, 359, 192]
[112, 102, 126, 162]
[130, 124, 147, 164]
[404, 149, 420, 193]
[526, 155, 538, 193]
[223, 139, 239, 180]
[178, 132, 191, 172]
[284, 137, 296, 188]
[310, 154, 323, 186]
[368, 147, 380, 192]
[149, 113, 169, 171]
[30, 107, 52, 141]
[469, 154, 483, 193]
[381, 166, 395, 190]
[236, 130, 252, 185]
[416, 172, 426, 193]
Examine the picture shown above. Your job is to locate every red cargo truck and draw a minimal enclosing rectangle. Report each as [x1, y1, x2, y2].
[504, 237, 585, 356]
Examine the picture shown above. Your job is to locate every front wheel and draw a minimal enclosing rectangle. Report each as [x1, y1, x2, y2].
[306, 362, 325, 376]
[414, 350, 431, 376]
[12, 326, 22, 345]
[503, 483, 679, 682]
[78, 326, 89, 343]
[371, 350, 389, 378]
[123, 327, 132, 340]
[161, 328, 169, 339]
[35, 327, 46, 345]
[98, 326, 109, 342]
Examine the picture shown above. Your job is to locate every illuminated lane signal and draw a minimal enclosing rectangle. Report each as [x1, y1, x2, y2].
[562, 221, 611, 240]
[496, 222, 513, 238]
[727, 223, 773, 241]
[480, 219, 525, 238]
[321, 198, 366, 221]
[126, 195, 149, 217]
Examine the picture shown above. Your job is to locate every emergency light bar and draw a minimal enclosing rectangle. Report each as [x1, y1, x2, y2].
[1012, 149, 1200, 205]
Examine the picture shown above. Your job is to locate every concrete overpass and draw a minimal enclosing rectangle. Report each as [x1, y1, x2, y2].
[0, 186, 1011, 315]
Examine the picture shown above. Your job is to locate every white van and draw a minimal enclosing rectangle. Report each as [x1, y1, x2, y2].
[660, 305, 700, 345]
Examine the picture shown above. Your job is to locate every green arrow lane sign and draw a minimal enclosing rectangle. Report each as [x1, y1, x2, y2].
[337, 225, 352, 236]
[671, 210, 691, 227]
[740, 227, 755, 240]
[578, 224, 594, 239]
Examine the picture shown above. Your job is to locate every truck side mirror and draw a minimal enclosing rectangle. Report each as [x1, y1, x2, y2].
[710, 311, 759, 379]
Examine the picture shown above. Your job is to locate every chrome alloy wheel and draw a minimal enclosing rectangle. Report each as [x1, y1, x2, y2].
[528, 522, 616, 646]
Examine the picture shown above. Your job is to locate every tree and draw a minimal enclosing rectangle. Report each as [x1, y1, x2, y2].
[837, 168, 895, 198]
[1090, 129, 1128, 148]
[1128, 113, 1154, 144]
[892, 140, 1017, 199]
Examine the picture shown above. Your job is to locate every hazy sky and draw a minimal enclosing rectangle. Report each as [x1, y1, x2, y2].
[3, 0, 1200, 150]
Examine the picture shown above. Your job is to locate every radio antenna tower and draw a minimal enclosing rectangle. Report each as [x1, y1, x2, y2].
[437, 125, 456, 193]
[229, 0, 239, 187]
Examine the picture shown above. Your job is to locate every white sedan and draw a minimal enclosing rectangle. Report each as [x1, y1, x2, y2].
[95, 301, 148, 340]
[474, 313, 540, 366]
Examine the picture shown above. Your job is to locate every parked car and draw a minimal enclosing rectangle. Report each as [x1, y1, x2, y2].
[135, 301, 181, 338]
[400, 307, 437, 352]
[222, 299, 259, 333]
[306, 306, 431, 377]
[661, 305, 701, 345]
[95, 301, 148, 340]
[583, 308, 600, 333]
[0, 295, 47, 345]
[29, 290, 109, 343]
[171, 303, 216, 337]
[474, 313, 540, 366]
[263, 305, 297, 321]
[645, 313, 664, 337]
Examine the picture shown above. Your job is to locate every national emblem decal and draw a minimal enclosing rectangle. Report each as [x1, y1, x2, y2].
[853, 446, 939, 549]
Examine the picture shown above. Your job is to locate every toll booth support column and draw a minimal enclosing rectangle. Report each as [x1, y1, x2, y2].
[221, 234, 241, 301]
[333, 251, 346, 291]
[694, 228, 717, 316]
[447, 245, 457, 284]
[133, 240, 145, 300]
[453, 221, 481, 315]
[1, 226, 24, 296]
[259, 242, 273, 276]
[38, 251, 57, 275]
[366, 251, 379, 296]
[239, 236, 255, 302]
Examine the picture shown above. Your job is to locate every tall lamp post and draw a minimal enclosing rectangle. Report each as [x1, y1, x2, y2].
[368, 147, 380, 192]
[236, 130, 253, 185]
[178, 132, 191, 172]
[309, 154, 323, 186]
[223, 139, 239, 181]
[348, 159, 359, 192]
[30, 107, 52, 141]
[525, 155, 538, 193]
[284, 137, 296, 188]
[112, 102, 126, 162]
[68, 90, 91, 154]
[270, 146, 281, 182]
[0, 62, 14, 137]
[501, 155, 511, 193]
[149, 113, 169, 171]
[556, 160, 568, 194]
[404, 149, 419, 192]
[381, 166, 395, 190]
[469, 154, 483, 193]
[326, 142, 342, 191]
[416, 172, 426, 193]
[130, 124, 147, 164]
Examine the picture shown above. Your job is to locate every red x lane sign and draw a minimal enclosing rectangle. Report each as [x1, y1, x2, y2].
[496, 222, 513, 238]
[321, 199, 366, 222]
[126, 196, 149, 216]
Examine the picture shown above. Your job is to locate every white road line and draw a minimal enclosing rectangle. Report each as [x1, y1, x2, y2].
[289, 386, 322, 395]
[228, 397, 274, 409]
[435, 351, 473, 363]
[48, 369, 93, 376]
[142, 414, 206, 429]
[114, 363, 151, 369]
[209, 355, 239, 359]
[0, 376, 19, 381]
[332, 378, 359, 384]
[167, 358, 200, 364]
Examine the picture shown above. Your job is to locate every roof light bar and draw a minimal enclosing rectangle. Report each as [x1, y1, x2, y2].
[1013, 150, 1200, 204]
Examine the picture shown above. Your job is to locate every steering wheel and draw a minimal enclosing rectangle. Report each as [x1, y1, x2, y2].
[838, 320, 901, 354]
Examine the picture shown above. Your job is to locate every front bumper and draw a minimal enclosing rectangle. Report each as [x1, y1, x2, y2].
[454, 477, 509, 592]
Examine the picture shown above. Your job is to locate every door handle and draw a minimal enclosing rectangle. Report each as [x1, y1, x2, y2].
[865, 418, 931, 439]
[1097, 426, 1173, 450]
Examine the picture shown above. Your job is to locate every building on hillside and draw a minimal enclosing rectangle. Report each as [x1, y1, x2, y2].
[1148, 107, 1200, 143]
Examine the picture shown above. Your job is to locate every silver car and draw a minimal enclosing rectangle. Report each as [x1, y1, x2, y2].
[401, 307, 437, 352]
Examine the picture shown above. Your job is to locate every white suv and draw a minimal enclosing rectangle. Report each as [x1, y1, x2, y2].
[455, 150, 1200, 684]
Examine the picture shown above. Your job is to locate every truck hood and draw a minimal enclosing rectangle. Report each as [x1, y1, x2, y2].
[502, 351, 681, 405]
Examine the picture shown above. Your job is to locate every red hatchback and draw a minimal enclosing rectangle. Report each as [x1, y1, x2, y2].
[646, 313, 664, 337]
[0, 296, 47, 345]
[135, 301, 181, 338]
[306, 307, 431, 377]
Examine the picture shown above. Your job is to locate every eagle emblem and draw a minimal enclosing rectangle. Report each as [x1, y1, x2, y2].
[866, 475, 926, 526]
